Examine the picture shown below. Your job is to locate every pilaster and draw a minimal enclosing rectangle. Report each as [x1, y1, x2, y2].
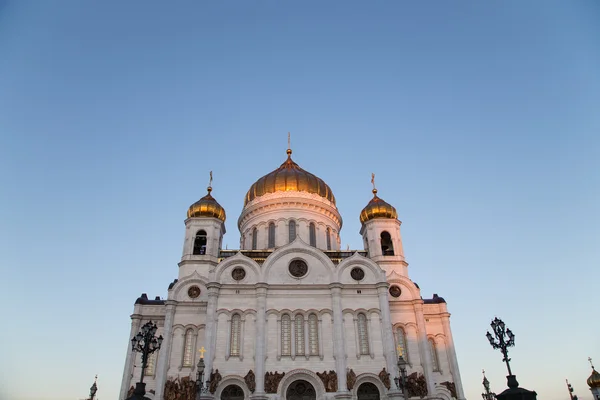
[204, 282, 221, 381]
[414, 302, 437, 396]
[329, 282, 348, 393]
[254, 283, 268, 394]
[441, 313, 465, 400]
[376, 282, 398, 378]
[119, 314, 142, 400]
[154, 301, 177, 400]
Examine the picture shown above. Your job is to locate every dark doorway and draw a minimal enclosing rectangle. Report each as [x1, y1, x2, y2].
[220, 384, 244, 400]
[357, 382, 380, 400]
[286, 380, 316, 400]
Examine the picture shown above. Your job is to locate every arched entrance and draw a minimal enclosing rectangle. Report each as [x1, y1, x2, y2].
[286, 379, 316, 400]
[357, 382, 380, 400]
[220, 384, 244, 400]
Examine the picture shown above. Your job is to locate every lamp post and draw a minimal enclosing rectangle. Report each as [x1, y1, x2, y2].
[481, 370, 496, 400]
[486, 317, 515, 377]
[196, 347, 206, 399]
[394, 345, 409, 399]
[128, 321, 163, 400]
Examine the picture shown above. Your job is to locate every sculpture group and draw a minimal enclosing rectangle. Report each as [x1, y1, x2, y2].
[316, 370, 338, 392]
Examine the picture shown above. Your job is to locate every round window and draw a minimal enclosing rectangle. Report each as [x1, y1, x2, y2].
[289, 259, 308, 278]
[350, 267, 365, 281]
[389, 285, 402, 298]
[188, 285, 201, 299]
[231, 267, 246, 281]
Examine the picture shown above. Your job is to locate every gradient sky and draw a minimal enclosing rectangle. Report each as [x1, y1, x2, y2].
[1, 1, 599, 400]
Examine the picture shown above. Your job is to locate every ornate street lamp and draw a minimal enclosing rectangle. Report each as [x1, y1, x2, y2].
[196, 347, 207, 399]
[394, 345, 409, 399]
[481, 370, 496, 400]
[127, 321, 163, 400]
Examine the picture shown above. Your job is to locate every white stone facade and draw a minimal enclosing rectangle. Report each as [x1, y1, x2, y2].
[120, 159, 465, 400]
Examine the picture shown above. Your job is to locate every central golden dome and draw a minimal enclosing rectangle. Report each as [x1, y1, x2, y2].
[244, 149, 336, 206]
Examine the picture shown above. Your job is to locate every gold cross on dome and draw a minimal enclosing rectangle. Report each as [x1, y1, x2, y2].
[590, 357, 595, 368]
[198, 346, 206, 359]
[397, 345, 403, 357]
[371, 173, 376, 190]
[209, 171, 213, 187]
[288, 132, 291, 150]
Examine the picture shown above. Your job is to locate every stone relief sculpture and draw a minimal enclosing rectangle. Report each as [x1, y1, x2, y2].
[403, 372, 428, 398]
[316, 370, 338, 392]
[209, 369, 222, 394]
[441, 381, 457, 399]
[127, 386, 135, 398]
[346, 368, 357, 390]
[163, 376, 197, 400]
[378, 367, 391, 390]
[244, 370, 256, 393]
[264, 371, 285, 393]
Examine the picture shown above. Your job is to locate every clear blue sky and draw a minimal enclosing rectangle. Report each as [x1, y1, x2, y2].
[1, 1, 598, 400]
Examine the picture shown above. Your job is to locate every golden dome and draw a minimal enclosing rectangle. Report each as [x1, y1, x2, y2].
[244, 149, 336, 206]
[588, 368, 600, 388]
[360, 189, 398, 224]
[187, 187, 226, 221]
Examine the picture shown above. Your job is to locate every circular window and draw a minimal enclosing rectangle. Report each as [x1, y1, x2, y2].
[289, 259, 308, 278]
[188, 285, 201, 299]
[350, 267, 365, 281]
[231, 267, 246, 281]
[389, 285, 402, 298]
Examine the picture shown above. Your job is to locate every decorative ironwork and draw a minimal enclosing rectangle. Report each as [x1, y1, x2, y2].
[187, 286, 200, 299]
[486, 317, 515, 376]
[389, 285, 401, 298]
[128, 321, 163, 399]
[231, 267, 246, 281]
[289, 259, 308, 277]
[351, 267, 365, 281]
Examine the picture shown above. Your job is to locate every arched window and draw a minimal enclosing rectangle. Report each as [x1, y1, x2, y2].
[268, 222, 276, 248]
[308, 313, 319, 356]
[326, 227, 332, 250]
[145, 350, 157, 376]
[182, 329, 195, 366]
[357, 313, 370, 355]
[193, 230, 207, 255]
[429, 338, 439, 371]
[295, 314, 305, 356]
[281, 314, 291, 356]
[289, 220, 296, 243]
[309, 223, 316, 247]
[381, 231, 394, 255]
[230, 314, 241, 356]
[252, 227, 258, 250]
[396, 327, 409, 362]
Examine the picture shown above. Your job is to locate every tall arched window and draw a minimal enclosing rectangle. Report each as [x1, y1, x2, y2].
[381, 231, 394, 255]
[308, 313, 319, 356]
[230, 314, 241, 357]
[429, 338, 439, 371]
[309, 223, 316, 247]
[281, 314, 291, 356]
[268, 222, 276, 248]
[252, 227, 258, 250]
[182, 329, 195, 366]
[326, 228, 332, 250]
[289, 220, 296, 243]
[357, 313, 370, 355]
[193, 230, 207, 255]
[145, 350, 157, 376]
[396, 327, 409, 362]
[295, 315, 305, 356]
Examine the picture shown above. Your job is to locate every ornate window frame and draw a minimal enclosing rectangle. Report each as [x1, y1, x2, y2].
[226, 313, 245, 360]
[428, 337, 440, 372]
[355, 312, 373, 358]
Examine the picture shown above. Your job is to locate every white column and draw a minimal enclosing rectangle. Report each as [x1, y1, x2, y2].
[154, 301, 177, 400]
[441, 313, 465, 400]
[329, 283, 348, 393]
[204, 283, 221, 384]
[119, 315, 142, 400]
[414, 303, 437, 396]
[254, 283, 268, 393]
[376, 283, 399, 378]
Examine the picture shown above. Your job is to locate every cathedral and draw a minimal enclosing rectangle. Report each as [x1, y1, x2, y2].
[119, 147, 466, 400]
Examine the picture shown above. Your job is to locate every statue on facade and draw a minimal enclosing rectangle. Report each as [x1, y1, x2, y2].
[316, 370, 338, 392]
[441, 381, 457, 399]
[405, 372, 428, 398]
[127, 386, 135, 398]
[378, 368, 391, 390]
[347, 368, 357, 390]
[264, 371, 285, 393]
[209, 369, 222, 394]
[244, 370, 256, 393]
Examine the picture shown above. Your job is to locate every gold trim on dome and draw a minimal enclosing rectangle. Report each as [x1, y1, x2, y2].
[359, 188, 398, 224]
[244, 149, 336, 206]
[187, 186, 226, 221]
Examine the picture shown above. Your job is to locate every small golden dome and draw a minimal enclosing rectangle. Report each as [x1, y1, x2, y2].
[588, 368, 600, 388]
[187, 187, 226, 221]
[244, 149, 336, 206]
[360, 189, 398, 224]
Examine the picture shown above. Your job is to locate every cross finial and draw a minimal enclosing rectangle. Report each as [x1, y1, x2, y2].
[94, 374, 98, 383]
[371, 173, 377, 195]
[397, 345, 403, 357]
[482, 369, 485, 376]
[199, 346, 206, 359]
[209, 171, 213, 187]
[590, 357, 595, 369]
[287, 132, 292, 156]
